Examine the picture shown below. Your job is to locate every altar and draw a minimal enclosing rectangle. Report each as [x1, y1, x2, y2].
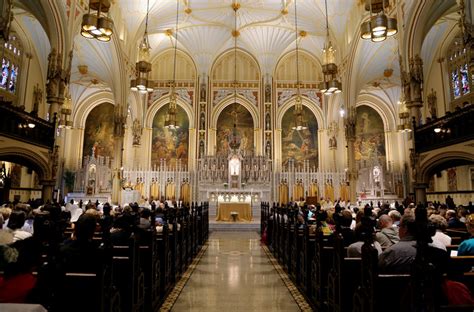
[216, 202, 252, 222]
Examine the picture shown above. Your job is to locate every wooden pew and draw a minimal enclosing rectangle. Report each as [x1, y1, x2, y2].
[111, 235, 145, 312]
[299, 226, 315, 297]
[54, 248, 120, 312]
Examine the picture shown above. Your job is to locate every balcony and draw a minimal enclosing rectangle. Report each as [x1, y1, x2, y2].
[414, 104, 474, 153]
[0, 102, 55, 150]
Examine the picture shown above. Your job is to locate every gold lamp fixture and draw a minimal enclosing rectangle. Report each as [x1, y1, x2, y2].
[291, 0, 307, 131]
[81, 0, 114, 42]
[319, 0, 342, 95]
[164, 0, 180, 130]
[131, 0, 153, 93]
[360, 0, 397, 42]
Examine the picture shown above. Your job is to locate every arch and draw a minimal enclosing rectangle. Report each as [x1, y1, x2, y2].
[356, 93, 397, 132]
[403, 0, 456, 65]
[72, 90, 115, 128]
[82, 103, 115, 159]
[211, 48, 261, 81]
[211, 95, 259, 129]
[276, 96, 325, 130]
[420, 150, 474, 184]
[145, 95, 195, 129]
[150, 103, 190, 168]
[274, 49, 322, 82]
[150, 48, 197, 81]
[0, 147, 50, 181]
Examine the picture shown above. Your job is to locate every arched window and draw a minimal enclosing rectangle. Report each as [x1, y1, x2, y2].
[0, 33, 22, 100]
[448, 37, 471, 101]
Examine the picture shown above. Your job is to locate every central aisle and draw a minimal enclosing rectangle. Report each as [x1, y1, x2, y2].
[171, 232, 301, 311]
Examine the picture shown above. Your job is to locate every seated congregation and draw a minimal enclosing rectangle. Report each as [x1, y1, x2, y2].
[0, 199, 209, 311]
[261, 200, 474, 311]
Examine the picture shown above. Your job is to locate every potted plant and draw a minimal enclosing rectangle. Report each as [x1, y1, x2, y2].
[223, 182, 228, 189]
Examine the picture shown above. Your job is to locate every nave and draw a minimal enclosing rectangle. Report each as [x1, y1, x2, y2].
[170, 232, 304, 312]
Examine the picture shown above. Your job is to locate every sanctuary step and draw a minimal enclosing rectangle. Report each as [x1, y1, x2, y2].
[209, 220, 260, 232]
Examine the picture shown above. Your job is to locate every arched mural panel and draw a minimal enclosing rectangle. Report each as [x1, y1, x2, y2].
[216, 104, 254, 156]
[281, 106, 318, 168]
[83, 103, 115, 159]
[151, 105, 189, 167]
[354, 105, 386, 165]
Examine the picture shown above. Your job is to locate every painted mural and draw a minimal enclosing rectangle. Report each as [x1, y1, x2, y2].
[216, 104, 254, 156]
[354, 105, 386, 164]
[151, 105, 189, 168]
[281, 106, 318, 168]
[83, 103, 115, 159]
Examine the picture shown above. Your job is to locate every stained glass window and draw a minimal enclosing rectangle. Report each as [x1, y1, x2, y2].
[448, 37, 472, 101]
[9, 64, 17, 93]
[0, 34, 22, 99]
[1, 59, 9, 89]
[460, 64, 470, 95]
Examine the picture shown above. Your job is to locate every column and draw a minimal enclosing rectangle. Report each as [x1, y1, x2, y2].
[41, 180, 56, 203]
[414, 182, 428, 205]
[345, 111, 357, 203]
[112, 104, 126, 204]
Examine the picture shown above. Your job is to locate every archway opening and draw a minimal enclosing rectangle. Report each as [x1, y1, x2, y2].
[151, 105, 189, 168]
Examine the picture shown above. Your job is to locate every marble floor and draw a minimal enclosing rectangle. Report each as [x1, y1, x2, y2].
[171, 232, 301, 312]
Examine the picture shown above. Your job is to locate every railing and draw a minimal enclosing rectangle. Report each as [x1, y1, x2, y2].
[414, 104, 474, 153]
[0, 102, 55, 150]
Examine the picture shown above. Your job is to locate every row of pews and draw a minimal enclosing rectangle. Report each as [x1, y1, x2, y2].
[33, 202, 209, 312]
[261, 202, 474, 312]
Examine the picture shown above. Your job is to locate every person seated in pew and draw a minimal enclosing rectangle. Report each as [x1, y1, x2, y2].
[347, 222, 382, 257]
[110, 215, 133, 246]
[457, 213, 474, 256]
[446, 209, 465, 229]
[338, 210, 356, 246]
[378, 213, 448, 273]
[375, 214, 399, 248]
[138, 209, 151, 230]
[59, 214, 100, 272]
[155, 218, 164, 233]
[429, 214, 452, 247]
[4, 210, 32, 242]
[388, 210, 401, 227]
[0, 237, 42, 303]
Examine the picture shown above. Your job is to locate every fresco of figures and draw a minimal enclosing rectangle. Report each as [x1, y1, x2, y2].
[281, 106, 318, 168]
[151, 105, 189, 168]
[83, 103, 115, 159]
[354, 105, 386, 164]
[216, 104, 254, 156]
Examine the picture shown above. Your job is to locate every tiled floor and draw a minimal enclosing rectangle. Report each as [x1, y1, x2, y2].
[171, 232, 301, 311]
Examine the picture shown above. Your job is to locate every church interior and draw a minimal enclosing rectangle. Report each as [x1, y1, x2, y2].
[0, 0, 473, 311]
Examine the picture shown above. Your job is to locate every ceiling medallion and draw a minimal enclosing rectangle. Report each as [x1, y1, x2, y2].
[232, 29, 240, 37]
[299, 30, 307, 37]
[184, 7, 192, 14]
[231, 2, 241, 11]
[383, 68, 393, 78]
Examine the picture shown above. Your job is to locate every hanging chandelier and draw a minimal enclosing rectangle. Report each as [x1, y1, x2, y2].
[291, 0, 307, 131]
[131, 0, 153, 93]
[229, 2, 242, 150]
[319, 0, 342, 95]
[81, 0, 114, 42]
[360, 0, 397, 42]
[164, 0, 180, 130]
